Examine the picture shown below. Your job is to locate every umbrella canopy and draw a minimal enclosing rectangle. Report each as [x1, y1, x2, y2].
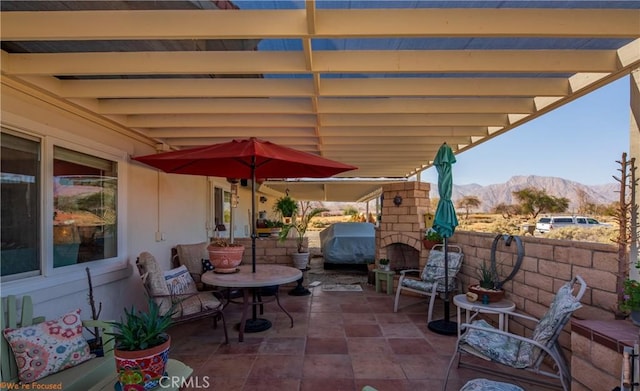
[133, 137, 357, 272]
[428, 143, 459, 336]
[133, 137, 356, 180]
[432, 143, 458, 239]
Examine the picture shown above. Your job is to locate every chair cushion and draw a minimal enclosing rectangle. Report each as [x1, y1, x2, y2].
[460, 378, 524, 391]
[461, 319, 531, 368]
[401, 278, 436, 292]
[137, 252, 172, 314]
[3, 309, 92, 383]
[175, 242, 208, 283]
[421, 249, 464, 292]
[174, 292, 222, 318]
[164, 265, 198, 296]
[522, 281, 582, 362]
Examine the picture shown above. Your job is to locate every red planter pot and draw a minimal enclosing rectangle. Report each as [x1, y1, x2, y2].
[422, 239, 441, 249]
[114, 335, 171, 391]
[207, 245, 245, 273]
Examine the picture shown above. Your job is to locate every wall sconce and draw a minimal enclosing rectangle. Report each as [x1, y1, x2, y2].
[393, 194, 403, 207]
[259, 196, 267, 203]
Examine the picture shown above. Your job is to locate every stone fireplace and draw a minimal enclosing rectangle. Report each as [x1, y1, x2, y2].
[375, 181, 431, 272]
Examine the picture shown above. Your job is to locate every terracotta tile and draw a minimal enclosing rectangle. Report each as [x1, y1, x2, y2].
[301, 378, 356, 391]
[350, 353, 406, 379]
[379, 322, 424, 338]
[197, 354, 256, 378]
[303, 354, 354, 378]
[248, 355, 304, 378]
[346, 337, 393, 355]
[241, 377, 300, 391]
[306, 337, 348, 354]
[344, 324, 382, 337]
[387, 338, 434, 354]
[259, 336, 306, 355]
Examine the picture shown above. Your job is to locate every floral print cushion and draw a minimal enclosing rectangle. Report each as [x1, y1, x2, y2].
[462, 280, 582, 368]
[3, 309, 92, 383]
[460, 378, 524, 391]
[461, 319, 531, 368]
[419, 249, 464, 292]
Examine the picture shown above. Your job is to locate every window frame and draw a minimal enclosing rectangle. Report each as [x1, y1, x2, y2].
[1, 127, 129, 296]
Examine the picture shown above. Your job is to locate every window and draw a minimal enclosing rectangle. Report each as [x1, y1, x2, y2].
[53, 146, 118, 265]
[1, 131, 119, 281]
[1, 132, 41, 279]
[213, 186, 231, 237]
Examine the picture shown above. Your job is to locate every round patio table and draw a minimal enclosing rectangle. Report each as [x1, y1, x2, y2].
[202, 264, 302, 342]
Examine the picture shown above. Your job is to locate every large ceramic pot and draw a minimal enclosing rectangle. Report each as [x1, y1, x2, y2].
[207, 245, 245, 273]
[291, 252, 310, 269]
[115, 335, 170, 391]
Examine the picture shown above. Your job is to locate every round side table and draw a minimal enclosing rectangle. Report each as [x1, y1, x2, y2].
[453, 294, 516, 337]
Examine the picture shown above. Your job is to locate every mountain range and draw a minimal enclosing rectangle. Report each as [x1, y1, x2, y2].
[430, 175, 618, 213]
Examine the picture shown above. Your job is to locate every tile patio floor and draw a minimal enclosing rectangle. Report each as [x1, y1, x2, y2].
[168, 280, 555, 391]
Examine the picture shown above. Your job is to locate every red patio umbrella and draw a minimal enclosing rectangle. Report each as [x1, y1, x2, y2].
[133, 137, 357, 272]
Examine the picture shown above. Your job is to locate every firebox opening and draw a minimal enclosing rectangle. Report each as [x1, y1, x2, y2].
[385, 243, 419, 272]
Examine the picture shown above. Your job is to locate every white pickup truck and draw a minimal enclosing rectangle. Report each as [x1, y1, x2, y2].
[535, 216, 611, 233]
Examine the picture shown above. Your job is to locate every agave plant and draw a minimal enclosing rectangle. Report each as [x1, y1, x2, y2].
[107, 298, 175, 351]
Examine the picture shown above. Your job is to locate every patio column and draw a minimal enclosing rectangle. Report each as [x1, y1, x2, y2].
[630, 67, 639, 279]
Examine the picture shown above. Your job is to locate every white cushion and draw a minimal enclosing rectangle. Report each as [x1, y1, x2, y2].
[164, 265, 198, 296]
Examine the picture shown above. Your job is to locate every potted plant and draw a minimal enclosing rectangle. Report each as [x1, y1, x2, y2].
[378, 258, 390, 271]
[423, 228, 443, 249]
[107, 299, 175, 390]
[265, 219, 284, 237]
[468, 261, 505, 303]
[207, 238, 245, 273]
[620, 279, 640, 325]
[278, 201, 328, 269]
[274, 194, 298, 224]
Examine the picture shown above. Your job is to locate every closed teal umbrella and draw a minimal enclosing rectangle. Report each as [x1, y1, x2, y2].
[433, 143, 458, 238]
[428, 143, 459, 336]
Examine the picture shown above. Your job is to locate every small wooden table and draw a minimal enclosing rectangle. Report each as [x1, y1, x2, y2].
[453, 294, 516, 337]
[89, 359, 193, 391]
[202, 264, 302, 342]
[374, 269, 395, 295]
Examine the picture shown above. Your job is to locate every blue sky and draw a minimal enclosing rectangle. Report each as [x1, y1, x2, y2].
[418, 75, 631, 186]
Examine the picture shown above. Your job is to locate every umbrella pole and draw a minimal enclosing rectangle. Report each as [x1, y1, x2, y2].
[243, 158, 272, 334]
[427, 238, 458, 336]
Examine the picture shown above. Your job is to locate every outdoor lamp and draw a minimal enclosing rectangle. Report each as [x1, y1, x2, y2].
[393, 194, 403, 207]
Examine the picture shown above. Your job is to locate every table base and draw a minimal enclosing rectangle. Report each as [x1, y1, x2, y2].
[289, 279, 311, 296]
[242, 318, 272, 333]
[428, 319, 458, 336]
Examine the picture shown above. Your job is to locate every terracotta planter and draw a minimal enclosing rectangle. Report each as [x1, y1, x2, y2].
[422, 239, 441, 250]
[207, 245, 245, 273]
[115, 335, 170, 390]
[468, 285, 505, 303]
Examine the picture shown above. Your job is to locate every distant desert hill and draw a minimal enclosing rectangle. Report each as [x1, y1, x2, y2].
[318, 175, 618, 214]
[432, 175, 618, 213]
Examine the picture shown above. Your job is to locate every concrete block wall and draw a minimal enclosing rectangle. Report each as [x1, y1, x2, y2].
[234, 237, 307, 265]
[451, 230, 619, 354]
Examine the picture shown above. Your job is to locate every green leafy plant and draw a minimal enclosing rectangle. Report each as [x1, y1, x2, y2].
[274, 195, 298, 218]
[476, 261, 500, 290]
[278, 201, 328, 253]
[424, 228, 443, 242]
[620, 279, 640, 313]
[107, 299, 174, 351]
[379, 258, 390, 266]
